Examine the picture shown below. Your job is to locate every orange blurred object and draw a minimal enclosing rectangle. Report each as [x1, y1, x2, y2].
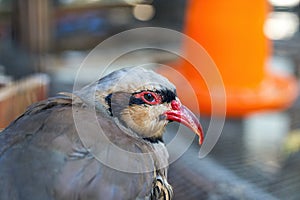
[158, 0, 298, 116]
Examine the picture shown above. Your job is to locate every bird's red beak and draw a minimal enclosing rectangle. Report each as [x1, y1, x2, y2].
[164, 100, 204, 144]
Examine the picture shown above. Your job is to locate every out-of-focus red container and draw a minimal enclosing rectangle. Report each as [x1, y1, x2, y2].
[158, 0, 298, 116]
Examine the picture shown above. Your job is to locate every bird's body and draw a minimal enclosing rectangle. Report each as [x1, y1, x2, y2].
[0, 68, 203, 200]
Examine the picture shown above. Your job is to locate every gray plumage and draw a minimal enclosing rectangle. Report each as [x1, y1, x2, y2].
[0, 67, 203, 200]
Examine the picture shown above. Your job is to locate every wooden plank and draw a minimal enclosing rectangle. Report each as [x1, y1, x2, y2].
[0, 74, 49, 129]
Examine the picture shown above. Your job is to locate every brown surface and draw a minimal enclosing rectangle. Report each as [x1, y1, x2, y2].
[0, 74, 49, 128]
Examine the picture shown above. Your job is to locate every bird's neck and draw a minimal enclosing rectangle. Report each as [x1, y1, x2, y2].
[113, 117, 165, 144]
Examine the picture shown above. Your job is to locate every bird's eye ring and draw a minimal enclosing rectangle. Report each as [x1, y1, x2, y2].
[135, 91, 161, 105]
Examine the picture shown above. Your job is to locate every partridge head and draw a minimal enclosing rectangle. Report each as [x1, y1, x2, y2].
[76, 67, 204, 144]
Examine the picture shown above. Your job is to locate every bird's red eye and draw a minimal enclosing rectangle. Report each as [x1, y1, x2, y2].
[135, 91, 161, 105]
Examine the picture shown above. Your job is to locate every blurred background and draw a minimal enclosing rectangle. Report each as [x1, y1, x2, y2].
[0, 0, 300, 199]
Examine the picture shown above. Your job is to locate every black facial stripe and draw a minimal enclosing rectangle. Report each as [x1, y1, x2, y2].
[130, 89, 177, 106]
[157, 89, 177, 103]
[129, 96, 145, 106]
[105, 93, 113, 116]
